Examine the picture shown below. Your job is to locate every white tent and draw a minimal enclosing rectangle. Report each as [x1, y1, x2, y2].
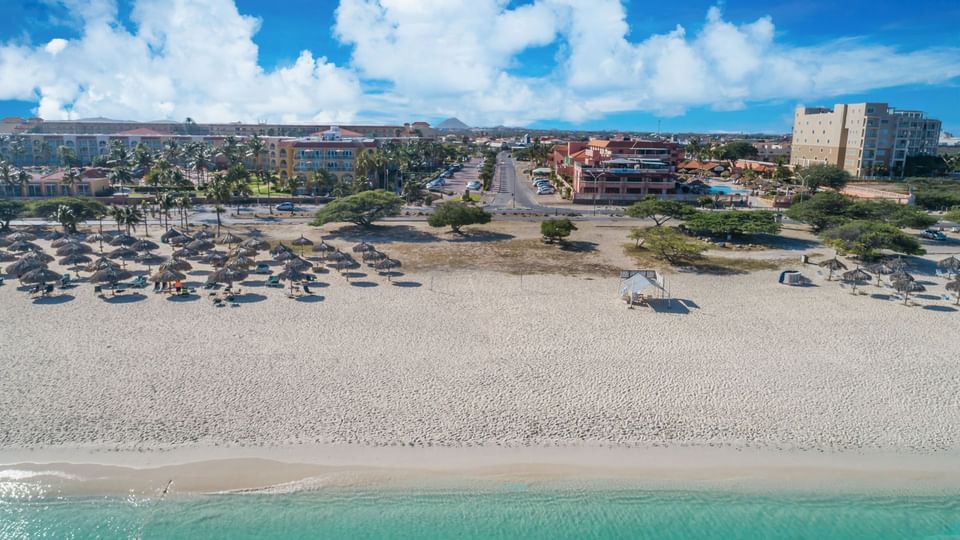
[619, 273, 663, 299]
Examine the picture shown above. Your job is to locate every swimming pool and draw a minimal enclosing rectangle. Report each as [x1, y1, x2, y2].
[708, 185, 749, 195]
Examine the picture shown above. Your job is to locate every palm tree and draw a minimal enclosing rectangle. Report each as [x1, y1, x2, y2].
[0, 160, 12, 187]
[157, 191, 176, 230]
[108, 140, 132, 168]
[13, 169, 29, 197]
[57, 145, 77, 168]
[109, 205, 126, 233]
[313, 168, 336, 196]
[186, 142, 212, 187]
[122, 205, 143, 235]
[108, 166, 133, 189]
[206, 175, 232, 236]
[245, 134, 266, 173]
[61, 168, 82, 195]
[176, 195, 192, 228]
[139, 199, 152, 237]
[331, 179, 351, 199]
[133, 143, 154, 176]
[218, 136, 241, 167]
[54, 205, 80, 233]
[162, 140, 181, 165]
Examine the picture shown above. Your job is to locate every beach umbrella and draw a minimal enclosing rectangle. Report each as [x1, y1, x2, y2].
[59, 253, 92, 275]
[946, 277, 960, 305]
[0, 236, 11, 248]
[135, 252, 166, 268]
[227, 255, 255, 268]
[206, 267, 247, 285]
[19, 267, 61, 285]
[362, 250, 386, 262]
[291, 235, 313, 255]
[8, 231, 37, 242]
[229, 246, 258, 258]
[325, 250, 348, 262]
[84, 256, 119, 272]
[150, 268, 186, 283]
[218, 232, 243, 245]
[168, 234, 193, 246]
[274, 249, 298, 262]
[937, 256, 960, 274]
[285, 257, 311, 271]
[172, 248, 198, 259]
[885, 256, 911, 272]
[50, 236, 74, 248]
[0, 251, 17, 262]
[352, 241, 375, 253]
[840, 268, 871, 293]
[374, 258, 401, 282]
[889, 270, 914, 283]
[160, 259, 192, 272]
[131, 239, 160, 252]
[892, 277, 925, 305]
[277, 267, 309, 292]
[109, 234, 137, 247]
[198, 251, 228, 265]
[818, 257, 847, 281]
[8, 240, 41, 252]
[90, 267, 132, 287]
[270, 243, 292, 257]
[186, 239, 215, 252]
[312, 240, 333, 255]
[84, 232, 107, 252]
[45, 230, 66, 241]
[108, 246, 137, 260]
[160, 228, 183, 242]
[5, 257, 45, 276]
[240, 238, 269, 250]
[56, 242, 93, 256]
[194, 229, 215, 240]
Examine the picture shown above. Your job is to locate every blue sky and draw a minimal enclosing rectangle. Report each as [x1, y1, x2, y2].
[1, 0, 958, 133]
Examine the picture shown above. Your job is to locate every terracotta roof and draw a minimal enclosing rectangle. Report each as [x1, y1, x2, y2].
[309, 127, 364, 138]
[113, 127, 168, 136]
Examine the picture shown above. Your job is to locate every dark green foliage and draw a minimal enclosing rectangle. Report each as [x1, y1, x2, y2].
[715, 141, 759, 161]
[541, 218, 577, 243]
[684, 210, 780, 236]
[427, 202, 491, 233]
[0, 199, 25, 230]
[311, 189, 403, 227]
[821, 221, 925, 258]
[624, 197, 696, 226]
[29, 197, 107, 221]
[787, 192, 937, 232]
[634, 226, 706, 263]
[903, 155, 948, 177]
[797, 164, 851, 190]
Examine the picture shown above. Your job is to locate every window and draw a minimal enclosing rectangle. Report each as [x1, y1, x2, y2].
[604, 187, 620, 194]
[625, 188, 645, 194]
[28, 185, 42, 197]
[76, 185, 90, 195]
[582, 187, 596, 193]
[45, 185, 57, 196]
[61, 185, 71, 196]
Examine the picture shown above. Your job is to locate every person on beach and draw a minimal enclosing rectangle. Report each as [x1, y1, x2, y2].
[175, 279, 182, 293]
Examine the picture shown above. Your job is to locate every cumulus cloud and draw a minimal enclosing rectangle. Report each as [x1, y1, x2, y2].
[1, 0, 958, 126]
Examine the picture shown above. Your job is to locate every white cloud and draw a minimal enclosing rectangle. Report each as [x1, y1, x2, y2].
[1, 0, 958, 126]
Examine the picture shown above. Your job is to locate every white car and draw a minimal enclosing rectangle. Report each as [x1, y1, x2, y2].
[466, 181, 482, 190]
[537, 187, 555, 195]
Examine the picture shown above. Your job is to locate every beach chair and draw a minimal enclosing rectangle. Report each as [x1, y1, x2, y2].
[44, 284, 54, 297]
[154, 282, 162, 293]
[94, 285, 104, 297]
[265, 276, 282, 288]
[254, 263, 271, 274]
[0, 277, 4, 286]
[130, 276, 147, 288]
[303, 284, 313, 295]
[59, 274, 72, 288]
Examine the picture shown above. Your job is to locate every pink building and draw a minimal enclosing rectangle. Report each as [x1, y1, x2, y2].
[569, 139, 679, 204]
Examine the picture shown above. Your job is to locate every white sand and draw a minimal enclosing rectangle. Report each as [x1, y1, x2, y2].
[1, 239, 958, 458]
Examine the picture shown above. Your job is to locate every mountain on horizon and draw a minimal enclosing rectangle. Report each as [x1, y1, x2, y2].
[436, 117, 470, 130]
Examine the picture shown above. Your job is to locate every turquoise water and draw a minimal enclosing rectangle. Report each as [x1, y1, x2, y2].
[3, 488, 960, 539]
[708, 185, 749, 195]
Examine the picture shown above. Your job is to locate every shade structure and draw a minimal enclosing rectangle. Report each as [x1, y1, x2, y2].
[108, 247, 137, 260]
[131, 239, 160, 252]
[885, 256, 911, 272]
[937, 256, 960, 272]
[160, 228, 183, 242]
[171, 248, 198, 259]
[240, 238, 269, 250]
[274, 250, 298, 262]
[947, 278, 960, 305]
[8, 231, 37, 242]
[0, 236, 12, 247]
[889, 270, 914, 283]
[8, 240, 41, 252]
[0, 250, 17, 262]
[325, 250, 348, 262]
[227, 255, 255, 268]
[312, 241, 333, 254]
[56, 242, 93, 256]
[194, 230, 215, 240]
[199, 251, 228, 266]
[277, 267, 309, 283]
[270, 243, 292, 257]
[362, 250, 386, 262]
[5, 257, 46, 275]
[90, 267, 132, 285]
[51, 236, 77, 248]
[59, 253, 92, 267]
[892, 278, 925, 295]
[84, 232, 107, 244]
[291, 235, 314, 247]
[229, 246, 258, 258]
[150, 268, 186, 283]
[109, 234, 137, 247]
[352, 241, 375, 253]
[206, 267, 248, 285]
[285, 257, 311, 271]
[168, 234, 193, 246]
[84, 257, 119, 272]
[160, 259, 192, 272]
[373, 258, 401, 271]
[135, 252, 166, 266]
[19, 267, 61, 284]
[45, 231, 66, 241]
[818, 258, 847, 271]
[841, 268, 871, 282]
[186, 239, 215, 252]
[218, 232, 243, 245]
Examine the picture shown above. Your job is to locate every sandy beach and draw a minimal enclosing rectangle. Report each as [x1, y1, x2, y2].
[1, 220, 959, 494]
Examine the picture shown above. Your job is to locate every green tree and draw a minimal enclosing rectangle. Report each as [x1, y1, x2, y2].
[60, 168, 82, 195]
[427, 202, 492, 233]
[945, 207, 960, 224]
[541, 218, 577, 244]
[108, 166, 133, 187]
[0, 199, 25, 231]
[311, 189, 403, 228]
[786, 192, 853, 232]
[312, 169, 337, 196]
[903, 155, 948, 177]
[56, 145, 77, 167]
[797, 164, 851, 191]
[205, 174, 233, 235]
[176, 195, 192, 228]
[716, 141, 759, 161]
[684, 211, 780, 237]
[400, 177, 423, 203]
[30, 197, 106, 223]
[846, 200, 937, 229]
[633, 226, 706, 263]
[821, 221, 925, 258]
[54, 205, 80, 233]
[625, 197, 697, 226]
[696, 195, 715, 208]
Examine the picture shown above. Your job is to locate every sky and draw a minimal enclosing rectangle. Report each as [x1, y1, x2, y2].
[0, 0, 958, 133]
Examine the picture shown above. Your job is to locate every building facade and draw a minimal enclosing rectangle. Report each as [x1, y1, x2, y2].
[791, 103, 941, 177]
[271, 127, 376, 184]
[0, 168, 110, 198]
[569, 139, 680, 204]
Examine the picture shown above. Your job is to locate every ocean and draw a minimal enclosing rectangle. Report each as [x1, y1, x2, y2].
[3, 487, 959, 539]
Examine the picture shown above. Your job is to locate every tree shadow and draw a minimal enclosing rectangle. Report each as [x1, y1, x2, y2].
[295, 295, 325, 303]
[923, 305, 958, 312]
[325, 224, 438, 244]
[233, 293, 266, 303]
[104, 293, 147, 304]
[677, 263, 747, 276]
[446, 230, 515, 243]
[870, 293, 892, 300]
[559, 240, 598, 253]
[350, 281, 378, 288]
[303, 281, 329, 288]
[166, 294, 200, 302]
[33, 294, 75, 305]
[747, 234, 818, 251]
[391, 281, 422, 288]
[190, 270, 211, 276]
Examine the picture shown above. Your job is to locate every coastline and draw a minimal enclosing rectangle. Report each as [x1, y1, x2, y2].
[4, 444, 960, 496]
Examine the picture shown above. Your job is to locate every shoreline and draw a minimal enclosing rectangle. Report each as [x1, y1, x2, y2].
[4, 444, 960, 496]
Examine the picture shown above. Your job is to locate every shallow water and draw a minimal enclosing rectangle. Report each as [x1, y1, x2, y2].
[3, 487, 959, 539]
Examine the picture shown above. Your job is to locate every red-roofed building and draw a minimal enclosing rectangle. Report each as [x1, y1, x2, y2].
[1, 167, 110, 198]
[568, 139, 681, 204]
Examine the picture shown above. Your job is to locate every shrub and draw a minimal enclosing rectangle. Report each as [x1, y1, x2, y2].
[541, 218, 577, 243]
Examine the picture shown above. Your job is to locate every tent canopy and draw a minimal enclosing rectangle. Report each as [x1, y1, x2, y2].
[618, 273, 663, 297]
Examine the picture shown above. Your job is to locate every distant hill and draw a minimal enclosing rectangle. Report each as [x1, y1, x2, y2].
[436, 117, 470, 130]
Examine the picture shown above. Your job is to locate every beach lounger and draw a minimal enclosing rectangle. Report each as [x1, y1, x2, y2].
[265, 276, 282, 288]
[44, 284, 54, 296]
[254, 263, 271, 274]
[0, 277, 4, 286]
[130, 276, 147, 288]
[94, 285, 104, 297]
[303, 285, 313, 295]
[59, 274, 72, 288]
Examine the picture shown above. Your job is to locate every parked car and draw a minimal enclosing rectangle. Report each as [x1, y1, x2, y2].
[466, 181, 482, 190]
[537, 187, 555, 195]
[534, 181, 552, 189]
[920, 229, 947, 241]
[275, 202, 295, 211]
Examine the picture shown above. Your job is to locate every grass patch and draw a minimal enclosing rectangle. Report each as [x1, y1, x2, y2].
[624, 244, 787, 275]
